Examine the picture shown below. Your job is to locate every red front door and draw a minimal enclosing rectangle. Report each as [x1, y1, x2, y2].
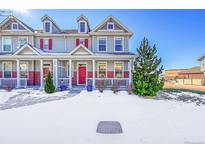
[78, 65, 86, 85]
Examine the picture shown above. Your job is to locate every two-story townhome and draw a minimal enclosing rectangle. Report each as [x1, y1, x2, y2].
[0, 14, 135, 89]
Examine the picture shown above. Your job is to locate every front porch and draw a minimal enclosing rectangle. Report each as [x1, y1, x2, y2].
[0, 59, 132, 90]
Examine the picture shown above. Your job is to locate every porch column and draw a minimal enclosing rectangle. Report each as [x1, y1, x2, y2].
[69, 59, 72, 89]
[92, 59, 95, 89]
[129, 59, 132, 84]
[53, 59, 58, 88]
[40, 59, 44, 88]
[16, 60, 20, 88]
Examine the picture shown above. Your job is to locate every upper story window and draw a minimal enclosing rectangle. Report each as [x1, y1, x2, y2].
[107, 22, 114, 30]
[44, 39, 49, 50]
[79, 38, 85, 45]
[44, 22, 51, 33]
[115, 37, 124, 51]
[18, 37, 28, 48]
[12, 23, 18, 30]
[2, 37, 12, 52]
[79, 21, 86, 33]
[2, 62, 12, 78]
[98, 37, 107, 52]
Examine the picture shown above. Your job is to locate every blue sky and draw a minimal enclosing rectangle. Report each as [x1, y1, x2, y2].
[1, 9, 205, 69]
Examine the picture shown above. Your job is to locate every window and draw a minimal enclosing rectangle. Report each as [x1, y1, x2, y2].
[98, 38, 106, 51]
[79, 22, 86, 33]
[107, 22, 114, 30]
[44, 22, 51, 33]
[44, 39, 49, 50]
[3, 62, 12, 78]
[20, 62, 28, 78]
[18, 37, 28, 48]
[12, 23, 18, 30]
[114, 62, 124, 78]
[115, 38, 123, 51]
[98, 62, 107, 78]
[79, 38, 85, 45]
[2, 37, 12, 52]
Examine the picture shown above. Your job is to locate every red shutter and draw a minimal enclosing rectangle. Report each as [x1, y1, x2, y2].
[40, 39, 44, 49]
[76, 38, 80, 46]
[85, 38, 88, 48]
[49, 38, 52, 50]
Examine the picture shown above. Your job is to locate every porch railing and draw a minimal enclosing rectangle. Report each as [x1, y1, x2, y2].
[87, 78, 129, 88]
[58, 78, 70, 87]
[0, 78, 27, 88]
[0, 78, 17, 88]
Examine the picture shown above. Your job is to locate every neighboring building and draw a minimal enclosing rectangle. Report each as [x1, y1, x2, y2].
[0, 14, 135, 89]
[178, 66, 204, 79]
[164, 69, 187, 80]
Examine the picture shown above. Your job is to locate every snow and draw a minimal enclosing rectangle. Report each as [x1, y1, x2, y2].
[0, 90, 205, 143]
[0, 90, 20, 104]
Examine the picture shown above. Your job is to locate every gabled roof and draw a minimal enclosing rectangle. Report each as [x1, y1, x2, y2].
[0, 15, 34, 32]
[91, 15, 133, 35]
[69, 44, 93, 55]
[76, 14, 90, 32]
[13, 44, 42, 56]
[41, 14, 61, 32]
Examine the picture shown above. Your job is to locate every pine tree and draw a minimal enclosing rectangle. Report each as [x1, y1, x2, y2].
[133, 38, 164, 96]
[44, 71, 55, 93]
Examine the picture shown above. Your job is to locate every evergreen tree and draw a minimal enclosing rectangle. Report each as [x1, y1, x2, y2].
[133, 38, 164, 96]
[44, 71, 55, 93]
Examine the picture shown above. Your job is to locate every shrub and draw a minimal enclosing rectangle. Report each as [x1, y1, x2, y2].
[96, 80, 105, 93]
[44, 71, 55, 93]
[4, 84, 12, 92]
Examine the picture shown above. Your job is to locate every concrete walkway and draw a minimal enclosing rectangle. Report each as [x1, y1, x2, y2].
[0, 90, 80, 111]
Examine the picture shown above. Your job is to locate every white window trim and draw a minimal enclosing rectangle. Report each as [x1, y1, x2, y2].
[97, 37, 107, 52]
[66, 61, 70, 77]
[2, 61, 12, 79]
[11, 22, 18, 30]
[114, 37, 124, 52]
[78, 21, 87, 33]
[44, 21, 52, 33]
[114, 61, 124, 78]
[2, 37, 12, 52]
[79, 38, 85, 46]
[43, 38, 49, 50]
[107, 22, 114, 30]
[97, 61, 107, 78]
[18, 36, 28, 48]
[20, 61, 29, 79]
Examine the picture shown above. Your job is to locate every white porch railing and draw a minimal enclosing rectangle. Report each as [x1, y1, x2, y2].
[91, 78, 129, 88]
[0, 78, 28, 88]
[20, 78, 27, 88]
[0, 78, 17, 88]
[58, 78, 70, 87]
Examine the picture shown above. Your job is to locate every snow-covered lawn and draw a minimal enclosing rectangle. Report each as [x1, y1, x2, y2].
[0, 90, 205, 144]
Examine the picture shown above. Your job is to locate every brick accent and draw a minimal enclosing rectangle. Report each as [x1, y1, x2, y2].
[34, 72, 40, 85]
[88, 72, 92, 78]
[0, 71, 2, 78]
[107, 71, 114, 78]
[124, 71, 129, 78]
[12, 72, 17, 78]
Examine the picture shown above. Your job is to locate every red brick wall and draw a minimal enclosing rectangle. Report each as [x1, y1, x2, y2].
[72, 71, 77, 85]
[0, 71, 2, 78]
[12, 72, 17, 78]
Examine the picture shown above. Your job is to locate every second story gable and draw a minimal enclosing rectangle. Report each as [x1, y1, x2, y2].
[0, 14, 133, 54]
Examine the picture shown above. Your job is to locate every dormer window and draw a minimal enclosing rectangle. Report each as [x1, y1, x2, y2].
[12, 23, 18, 30]
[107, 22, 114, 30]
[79, 21, 86, 33]
[44, 21, 51, 33]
